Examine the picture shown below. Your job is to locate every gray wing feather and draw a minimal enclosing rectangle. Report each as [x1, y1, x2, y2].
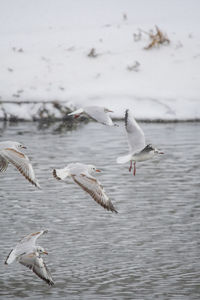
[1, 148, 40, 188]
[0, 155, 8, 172]
[19, 253, 54, 286]
[84, 106, 114, 126]
[72, 173, 117, 213]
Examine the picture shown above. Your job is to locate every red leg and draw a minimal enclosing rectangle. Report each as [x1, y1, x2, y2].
[129, 161, 132, 172]
[133, 162, 136, 176]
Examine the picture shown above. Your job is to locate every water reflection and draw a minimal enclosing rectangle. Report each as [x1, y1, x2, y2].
[0, 118, 89, 136]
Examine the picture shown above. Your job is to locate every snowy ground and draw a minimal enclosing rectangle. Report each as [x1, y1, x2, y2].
[0, 0, 200, 121]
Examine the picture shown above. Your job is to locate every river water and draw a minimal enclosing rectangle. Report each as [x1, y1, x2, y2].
[0, 121, 199, 300]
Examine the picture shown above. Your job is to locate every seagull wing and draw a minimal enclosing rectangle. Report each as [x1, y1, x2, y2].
[5, 231, 48, 264]
[1, 148, 40, 188]
[19, 253, 54, 286]
[125, 109, 145, 154]
[68, 108, 84, 116]
[0, 155, 8, 172]
[72, 173, 117, 213]
[18, 230, 48, 247]
[84, 106, 114, 126]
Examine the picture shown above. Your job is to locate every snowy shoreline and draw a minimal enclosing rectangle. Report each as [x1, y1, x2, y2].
[0, 100, 200, 123]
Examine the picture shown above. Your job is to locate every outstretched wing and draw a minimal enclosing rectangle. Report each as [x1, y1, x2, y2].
[19, 253, 54, 286]
[18, 230, 48, 247]
[68, 108, 84, 116]
[5, 231, 48, 265]
[125, 109, 145, 154]
[84, 106, 114, 126]
[72, 173, 117, 213]
[0, 148, 41, 188]
[0, 155, 8, 172]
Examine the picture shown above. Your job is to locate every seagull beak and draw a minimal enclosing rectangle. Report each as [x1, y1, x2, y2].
[96, 169, 101, 172]
[22, 146, 27, 149]
[74, 114, 80, 119]
[155, 149, 164, 154]
[43, 251, 48, 255]
[107, 109, 113, 113]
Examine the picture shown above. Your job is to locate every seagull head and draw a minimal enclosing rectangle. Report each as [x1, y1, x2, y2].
[74, 113, 81, 119]
[88, 165, 101, 174]
[146, 144, 164, 155]
[37, 246, 48, 255]
[154, 147, 164, 155]
[15, 142, 27, 149]
[104, 108, 113, 113]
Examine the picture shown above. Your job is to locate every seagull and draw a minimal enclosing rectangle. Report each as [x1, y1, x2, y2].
[117, 110, 164, 175]
[0, 141, 41, 188]
[5, 230, 54, 286]
[68, 106, 118, 126]
[53, 163, 118, 213]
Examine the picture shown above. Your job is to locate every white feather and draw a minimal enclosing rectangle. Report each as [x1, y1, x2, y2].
[53, 167, 69, 180]
[117, 154, 132, 164]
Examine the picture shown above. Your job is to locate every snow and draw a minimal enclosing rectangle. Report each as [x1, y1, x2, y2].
[0, 0, 200, 121]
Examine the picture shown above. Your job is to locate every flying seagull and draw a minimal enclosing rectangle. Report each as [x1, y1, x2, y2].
[5, 230, 54, 286]
[117, 110, 164, 175]
[68, 106, 118, 126]
[0, 141, 41, 188]
[53, 162, 118, 213]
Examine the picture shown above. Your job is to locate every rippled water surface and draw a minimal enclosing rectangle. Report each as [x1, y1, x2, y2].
[0, 121, 200, 300]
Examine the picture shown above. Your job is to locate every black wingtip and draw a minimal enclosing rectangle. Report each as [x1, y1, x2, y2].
[52, 169, 61, 181]
[108, 202, 118, 214]
[112, 208, 118, 214]
[35, 182, 42, 190]
[125, 109, 129, 128]
[4, 249, 12, 265]
[104, 205, 118, 214]
[47, 279, 55, 286]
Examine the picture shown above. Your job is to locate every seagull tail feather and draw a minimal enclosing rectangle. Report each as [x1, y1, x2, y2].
[53, 168, 69, 181]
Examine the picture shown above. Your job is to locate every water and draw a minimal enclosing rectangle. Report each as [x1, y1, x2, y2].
[0, 121, 200, 300]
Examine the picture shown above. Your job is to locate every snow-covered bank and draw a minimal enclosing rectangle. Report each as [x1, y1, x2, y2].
[1, 98, 200, 122]
[0, 100, 74, 121]
[0, 0, 200, 121]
